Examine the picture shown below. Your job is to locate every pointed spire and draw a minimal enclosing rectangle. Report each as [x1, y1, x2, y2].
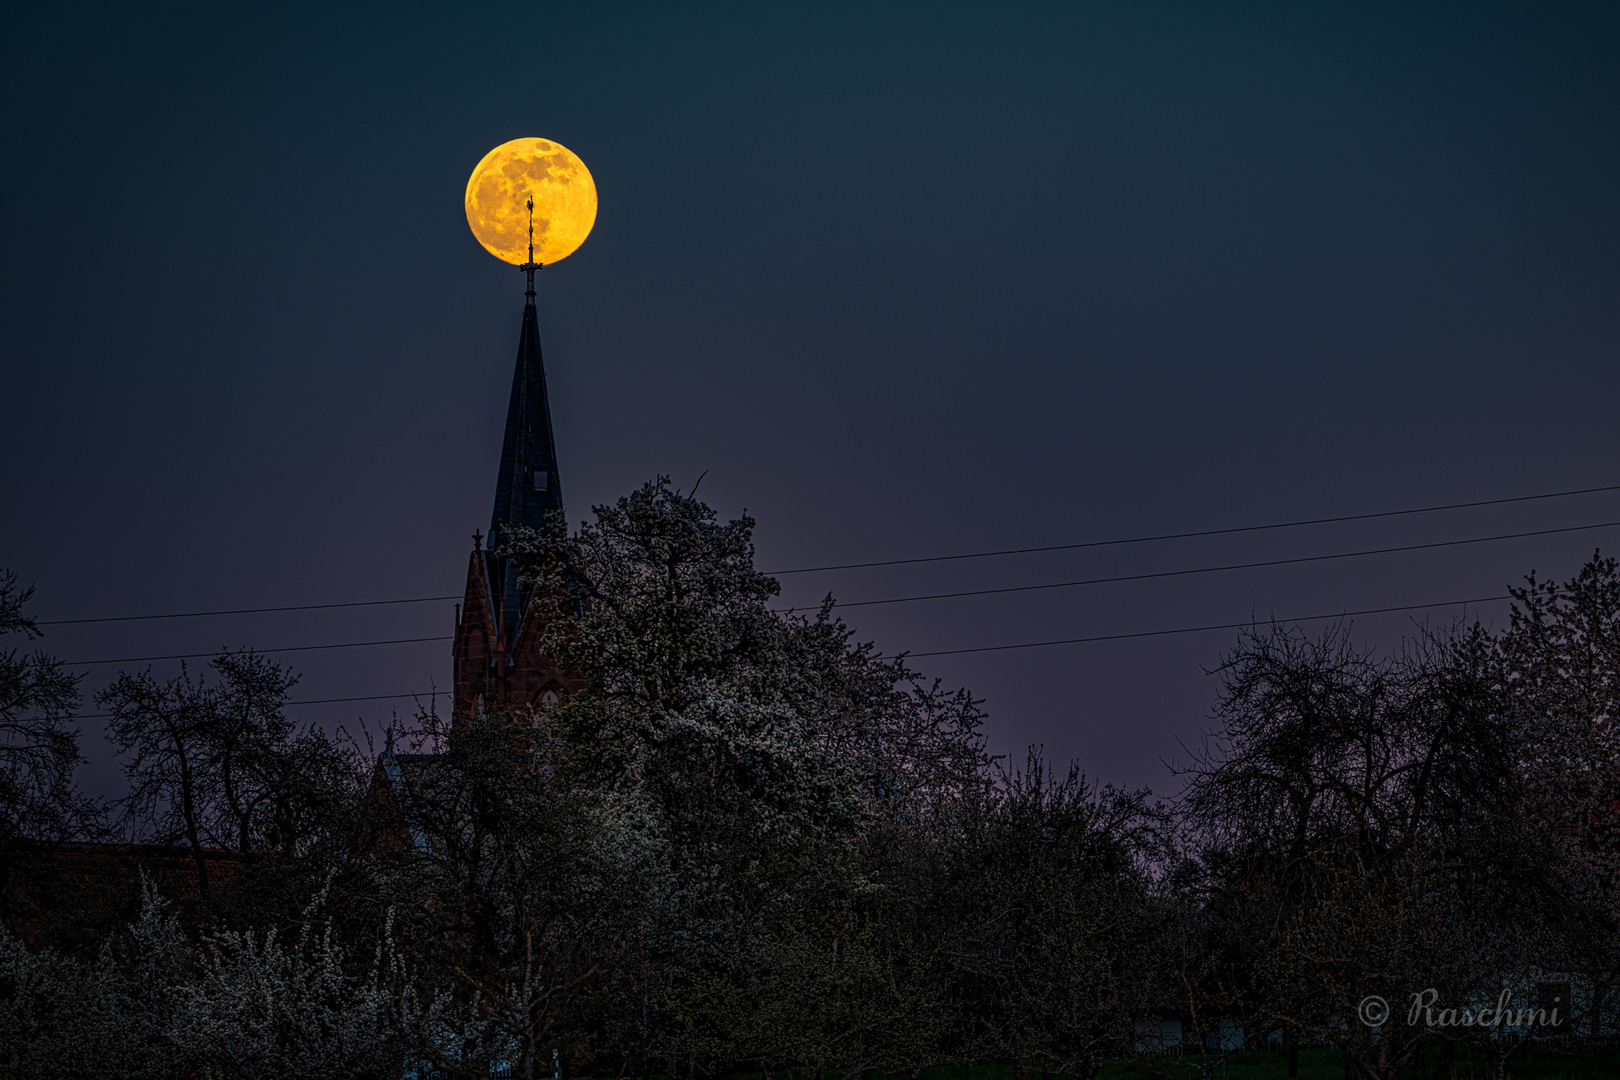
[489, 288, 563, 543]
[488, 207, 564, 641]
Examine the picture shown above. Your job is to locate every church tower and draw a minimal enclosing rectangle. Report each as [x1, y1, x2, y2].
[450, 271, 582, 721]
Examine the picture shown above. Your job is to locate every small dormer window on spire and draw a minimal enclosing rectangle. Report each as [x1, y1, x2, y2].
[533, 469, 548, 492]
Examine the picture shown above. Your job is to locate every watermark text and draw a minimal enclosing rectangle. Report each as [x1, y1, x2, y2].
[1355, 990, 1564, 1030]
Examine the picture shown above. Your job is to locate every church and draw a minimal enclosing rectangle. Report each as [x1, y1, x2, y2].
[373, 267, 584, 848]
[2, 276, 591, 940]
[1, 140, 604, 941]
[446, 269, 584, 723]
[375, 136, 603, 850]
[448, 138, 599, 725]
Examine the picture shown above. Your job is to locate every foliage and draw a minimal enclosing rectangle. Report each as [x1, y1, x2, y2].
[96, 649, 369, 900]
[14, 503, 1620, 1080]
[173, 878, 396, 1079]
[1, 873, 394, 1080]
[0, 875, 185, 1079]
[1499, 553, 1620, 1024]
[0, 570, 101, 862]
[498, 479, 999, 1072]
[375, 706, 607, 1080]
[1177, 618, 1571, 1079]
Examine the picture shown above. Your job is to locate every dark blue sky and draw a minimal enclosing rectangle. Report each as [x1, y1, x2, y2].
[4, 3, 1619, 796]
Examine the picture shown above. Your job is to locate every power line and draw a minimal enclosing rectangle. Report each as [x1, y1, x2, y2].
[37, 482, 1620, 627]
[40, 595, 460, 628]
[62, 592, 1518, 716]
[905, 595, 1510, 657]
[68, 690, 444, 722]
[803, 518, 1620, 611]
[57, 518, 1612, 663]
[63, 635, 451, 668]
[764, 482, 1620, 575]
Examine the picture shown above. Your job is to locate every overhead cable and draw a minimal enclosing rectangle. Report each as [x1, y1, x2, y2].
[61, 593, 1516, 715]
[765, 482, 1620, 575]
[63, 635, 450, 668]
[66, 689, 443, 722]
[41, 595, 460, 628]
[38, 482, 1620, 626]
[802, 518, 1620, 611]
[60, 520, 1612, 663]
[905, 595, 1509, 657]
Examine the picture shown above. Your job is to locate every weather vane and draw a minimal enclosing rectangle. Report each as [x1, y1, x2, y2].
[463, 137, 597, 299]
[520, 195, 540, 297]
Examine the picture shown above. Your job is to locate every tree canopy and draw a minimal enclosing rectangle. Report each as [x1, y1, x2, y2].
[6, 510, 1620, 1080]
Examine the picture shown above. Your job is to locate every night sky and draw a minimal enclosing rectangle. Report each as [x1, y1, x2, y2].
[4, 4, 1619, 798]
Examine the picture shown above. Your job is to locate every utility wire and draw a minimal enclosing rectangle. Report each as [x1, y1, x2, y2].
[38, 482, 1620, 627]
[41, 595, 460, 628]
[799, 518, 1620, 611]
[68, 690, 444, 722]
[905, 595, 1510, 657]
[63, 635, 451, 668]
[61, 592, 1517, 716]
[766, 483, 1620, 574]
[58, 517, 1614, 663]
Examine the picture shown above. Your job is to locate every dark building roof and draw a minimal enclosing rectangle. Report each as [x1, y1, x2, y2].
[1, 842, 251, 954]
[372, 733, 455, 854]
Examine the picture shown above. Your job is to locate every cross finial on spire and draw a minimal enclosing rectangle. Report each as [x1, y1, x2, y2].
[519, 194, 540, 299]
[473, 529, 484, 550]
[488, 203, 563, 640]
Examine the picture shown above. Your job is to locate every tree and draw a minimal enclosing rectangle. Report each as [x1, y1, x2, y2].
[172, 878, 397, 1080]
[1177, 620, 1544, 1080]
[1, 870, 399, 1080]
[942, 752, 1167, 1080]
[99, 649, 366, 894]
[0, 873, 185, 1080]
[492, 478, 992, 1074]
[373, 705, 608, 1080]
[0, 924, 131, 1079]
[1498, 552, 1620, 1037]
[0, 569, 101, 898]
[100, 660, 220, 891]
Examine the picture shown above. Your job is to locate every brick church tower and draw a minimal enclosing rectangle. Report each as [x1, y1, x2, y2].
[450, 273, 582, 722]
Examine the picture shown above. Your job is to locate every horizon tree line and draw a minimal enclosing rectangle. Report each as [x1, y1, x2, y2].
[2, 481, 1617, 1080]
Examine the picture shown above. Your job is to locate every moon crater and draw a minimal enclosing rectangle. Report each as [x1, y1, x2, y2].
[465, 138, 597, 266]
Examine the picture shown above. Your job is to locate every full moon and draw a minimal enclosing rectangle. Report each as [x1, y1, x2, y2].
[465, 138, 597, 266]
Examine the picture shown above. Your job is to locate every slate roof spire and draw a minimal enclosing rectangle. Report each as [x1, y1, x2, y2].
[488, 196, 564, 638]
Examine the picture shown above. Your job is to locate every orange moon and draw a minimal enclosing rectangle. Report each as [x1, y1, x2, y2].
[465, 138, 597, 266]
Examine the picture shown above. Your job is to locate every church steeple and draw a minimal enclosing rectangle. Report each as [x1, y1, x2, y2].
[489, 290, 563, 546]
[449, 140, 596, 723]
[451, 276, 579, 721]
[487, 198, 564, 640]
